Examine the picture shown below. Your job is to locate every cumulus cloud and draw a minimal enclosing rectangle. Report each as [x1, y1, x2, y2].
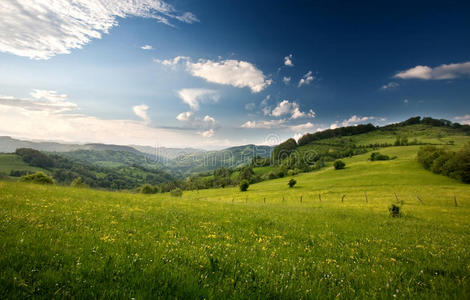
[271, 100, 315, 119]
[133, 104, 150, 122]
[283, 76, 291, 84]
[0, 0, 197, 60]
[284, 54, 294, 67]
[176, 111, 194, 122]
[381, 82, 399, 90]
[395, 61, 470, 80]
[177, 88, 219, 110]
[341, 115, 375, 127]
[298, 71, 314, 87]
[203, 115, 216, 124]
[200, 129, 214, 138]
[156, 56, 271, 93]
[241, 119, 286, 129]
[454, 115, 470, 125]
[141, 45, 153, 50]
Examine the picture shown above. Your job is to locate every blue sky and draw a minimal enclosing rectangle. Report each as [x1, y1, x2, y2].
[0, 0, 469, 149]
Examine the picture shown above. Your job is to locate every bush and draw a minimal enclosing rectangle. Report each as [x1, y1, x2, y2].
[19, 172, 54, 185]
[71, 177, 88, 188]
[170, 188, 183, 197]
[370, 152, 390, 161]
[389, 204, 402, 217]
[288, 178, 296, 188]
[140, 184, 157, 194]
[239, 179, 249, 192]
[334, 160, 346, 170]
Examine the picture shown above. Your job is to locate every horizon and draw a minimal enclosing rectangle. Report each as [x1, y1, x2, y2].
[1, 0, 470, 149]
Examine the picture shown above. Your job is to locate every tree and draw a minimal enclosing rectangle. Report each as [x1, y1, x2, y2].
[140, 184, 157, 194]
[170, 188, 183, 197]
[239, 179, 249, 192]
[288, 178, 297, 188]
[334, 160, 346, 170]
[19, 172, 54, 185]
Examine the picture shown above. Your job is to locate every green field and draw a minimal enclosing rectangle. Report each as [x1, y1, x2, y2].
[0, 154, 48, 176]
[1, 145, 469, 298]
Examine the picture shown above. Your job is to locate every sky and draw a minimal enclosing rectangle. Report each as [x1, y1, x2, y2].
[0, 0, 469, 149]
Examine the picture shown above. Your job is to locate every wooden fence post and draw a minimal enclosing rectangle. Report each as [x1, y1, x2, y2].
[365, 191, 368, 203]
[416, 196, 423, 204]
[341, 194, 345, 202]
[454, 195, 458, 207]
[264, 197, 266, 204]
[318, 193, 322, 202]
[300, 195, 302, 203]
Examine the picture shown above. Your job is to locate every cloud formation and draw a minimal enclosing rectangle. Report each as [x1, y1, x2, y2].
[381, 82, 399, 90]
[271, 100, 315, 119]
[395, 61, 470, 80]
[284, 54, 294, 67]
[283, 77, 291, 84]
[0, 90, 76, 113]
[133, 104, 150, 122]
[141, 45, 153, 50]
[157, 56, 271, 93]
[241, 119, 286, 129]
[0, 0, 197, 60]
[298, 71, 314, 87]
[176, 111, 194, 122]
[177, 88, 219, 110]
[454, 115, 470, 125]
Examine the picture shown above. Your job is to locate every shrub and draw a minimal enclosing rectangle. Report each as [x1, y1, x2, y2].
[267, 171, 278, 180]
[287, 169, 296, 176]
[71, 177, 88, 188]
[19, 172, 54, 185]
[288, 178, 296, 188]
[140, 184, 157, 194]
[388, 204, 402, 217]
[370, 152, 390, 161]
[170, 188, 183, 197]
[239, 179, 249, 192]
[334, 160, 346, 170]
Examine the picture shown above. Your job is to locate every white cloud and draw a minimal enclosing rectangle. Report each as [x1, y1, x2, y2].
[245, 102, 256, 111]
[455, 115, 470, 125]
[177, 88, 219, 110]
[203, 115, 216, 124]
[289, 122, 314, 131]
[395, 61, 470, 80]
[0, 90, 76, 113]
[381, 82, 399, 90]
[271, 100, 314, 119]
[0, 91, 230, 148]
[241, 119, 286, 129]
[262, 106, 271, 116]
[298, 71, 314, 87]
[283, 76, 291, 84]
[200, 129, 214, 138]
[293, 133, 303, 142]
[133, 104, 150, 122]
[260, 95, 270, 107]
[404, 99, 409, 104]
[176, 111, 194, 122]
[330, 123, 339, 130]
[141, 45, 153, 50]
[341, 115, 375, 127]
[284, 54, 294, 67]
[157, 56, 271, 93]
[0, 0, 197, 60]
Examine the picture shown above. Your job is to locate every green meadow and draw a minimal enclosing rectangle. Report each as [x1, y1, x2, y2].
[1, 145, 469, 298]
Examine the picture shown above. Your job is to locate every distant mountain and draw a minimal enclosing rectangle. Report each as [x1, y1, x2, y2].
[132, 145, 205, 160]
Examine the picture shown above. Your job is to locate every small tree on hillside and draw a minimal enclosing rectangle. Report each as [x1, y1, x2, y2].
[288, 178, 297, 188]
[334, 160, 346, 170]
[19, 172, 54, 185]
[239, 179, 249, 192]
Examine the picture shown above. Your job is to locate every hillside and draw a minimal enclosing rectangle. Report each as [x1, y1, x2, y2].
[0, 144, 469, 298]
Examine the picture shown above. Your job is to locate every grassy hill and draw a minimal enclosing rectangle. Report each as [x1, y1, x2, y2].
[0, 145, 469, 298]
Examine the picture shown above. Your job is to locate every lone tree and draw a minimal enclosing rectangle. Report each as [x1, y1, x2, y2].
[239, 179, 249, 192]
[334, 160, 346, 170]
[288, 178, 297, 188]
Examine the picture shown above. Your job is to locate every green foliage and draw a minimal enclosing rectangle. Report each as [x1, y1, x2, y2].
[271, 138, 297, 164]
[334, 160, 346, 170]
[9, 170, 32, 177]
[288, 178, 297, 188]
[19, 171, 54, 185]
[239, 166, 255, 183]
[140, 184, 158, 194]
[170, 188, 183, 197]
[417, 143, 470, 183]
[70, 177, 88, 188]
[239, 179, 249, 191]
[388, 204, 402, 217]
[370, 152, 390, 161]
[15, 148, 55, 168]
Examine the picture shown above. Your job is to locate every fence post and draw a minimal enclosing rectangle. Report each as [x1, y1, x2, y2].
[341, 194, 345, 202]
[416, 196, 423, 204]
[318, 193, 322, 202]
[300, 195, 302, 204]
[454, 195, 458, 207]
[264, 197, 266, 204]
[394, 192, 399, 203]
[365, 191, 368, 203]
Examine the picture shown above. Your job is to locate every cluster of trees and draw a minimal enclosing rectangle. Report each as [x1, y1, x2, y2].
[19, 172, 54, 185]
[417, 144, 470, 183]
[369, 152, 391, 161]
[383, 116, 470, 132]
[297, 124, 377, 146]
[14, 148, 175, 190]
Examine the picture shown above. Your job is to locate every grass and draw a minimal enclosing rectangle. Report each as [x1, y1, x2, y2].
[0, 154, 48, 177]
[0, 146, 469, 298]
